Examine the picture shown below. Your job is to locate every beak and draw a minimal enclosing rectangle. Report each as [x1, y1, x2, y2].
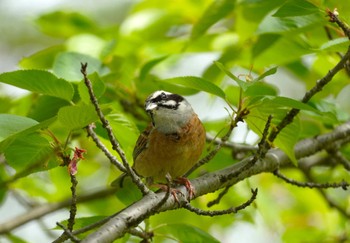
[145, 102, 157, 113]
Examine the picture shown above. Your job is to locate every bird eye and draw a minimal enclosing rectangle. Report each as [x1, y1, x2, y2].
[160, 92, 167, 99]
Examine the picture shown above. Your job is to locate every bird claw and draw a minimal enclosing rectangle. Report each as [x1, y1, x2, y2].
[174, 177, 195, 200]
[154, 184, 183, 204]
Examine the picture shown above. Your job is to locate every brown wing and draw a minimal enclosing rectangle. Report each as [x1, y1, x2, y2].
[132, 123, 153, 162]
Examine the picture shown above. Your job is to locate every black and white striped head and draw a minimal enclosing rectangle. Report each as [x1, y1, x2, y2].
[145, 90, 195, 133]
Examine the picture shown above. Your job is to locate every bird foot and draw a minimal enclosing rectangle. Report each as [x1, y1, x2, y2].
[153, 184, 184, 204]
[174, 177, 195, 200]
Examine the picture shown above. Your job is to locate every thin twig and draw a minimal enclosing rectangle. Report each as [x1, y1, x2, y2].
[185, 112, 239, 176]
[54, 174, 78, 242]
[183, 188, 257, 216]
[67, 174, 78, 231]
[81, 63, 149, 195]
[327, 8, 350, 39]
[207, 186, 230, 207]
[326, 147, 350, 171]
[55, 222, 80, 243]
[86, 124, 126, 173]
[273, 169, 349, 190]
[222, 115, 273, 183]
[267, 46, 350, 144]
[303, 171, 350, 218]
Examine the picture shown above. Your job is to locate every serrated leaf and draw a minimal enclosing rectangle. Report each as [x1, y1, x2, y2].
[273, 0, 319, 17]
[158, 76, 226, 99]
[215, 61, 250, 91]
[78, 72, 106, 103]
[0, 114, 39, 142]
[53, 52, 104, 81]
[28, 96, 70, 122]
[4, 133, 54, 173]
[0, 117, 56, 152]
[157, 223, 219, 243]
[0, 70, 74, 101]
[58, 104, 98, 130]
[191, 0, 235, 41]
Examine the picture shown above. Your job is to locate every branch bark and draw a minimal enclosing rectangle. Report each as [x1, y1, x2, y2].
[81, 121, 350, 242]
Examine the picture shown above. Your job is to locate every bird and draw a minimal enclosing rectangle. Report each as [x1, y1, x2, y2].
[131, 90, 206, 198]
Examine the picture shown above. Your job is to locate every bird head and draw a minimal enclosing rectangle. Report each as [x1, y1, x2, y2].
[144, 90, 195, 133]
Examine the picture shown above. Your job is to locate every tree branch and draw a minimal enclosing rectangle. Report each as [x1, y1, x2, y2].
[80, 63, 149, 195]
[81, 121, 350, 242]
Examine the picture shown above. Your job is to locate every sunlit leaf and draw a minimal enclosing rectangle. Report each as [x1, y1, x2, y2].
[19, 45, 65, 69]
[53, 52, 104, 81]
[253, 67, 277, 82]
[158, 76, 226, 99]
[57, 103, 98, 130]
[214, 61, 250, 91]
[0, 70, 74, 101]
[0, 114, 38, 142]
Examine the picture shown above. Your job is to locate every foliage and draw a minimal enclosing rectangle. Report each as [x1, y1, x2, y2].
[0, 0, 350, 242]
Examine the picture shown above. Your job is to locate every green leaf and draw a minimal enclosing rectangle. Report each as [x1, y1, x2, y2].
[35, 11, 96, 38]
[19, 45, 65, 69]
[244, 82, 278, 97]
[253, 67, 278, 82]
[191, 0, 235, 41]
[215, 61, 250, 91]
[78, 72, 106, 104]
[139, 55, 168, 81]
[112, 175, 143, 205]
[273, 0, 319, 17]
[257, 13, 323, 35]
[0, 117, 56, 152]
[319, 37, 349, 52]
[4, 133, 54, 173]
[53, 52, 104, 81]
[57, 103, 98, 130]
[0, 70, 74, 101]
[246, 96, 320, 114]
[157, 223, 220, 243]
[158, 76, 226, 99]
[0, 114, 38, 142]
[244, 96, 310, 165]
[28, 96, 70, 122]
[252, 34, 281, 58]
